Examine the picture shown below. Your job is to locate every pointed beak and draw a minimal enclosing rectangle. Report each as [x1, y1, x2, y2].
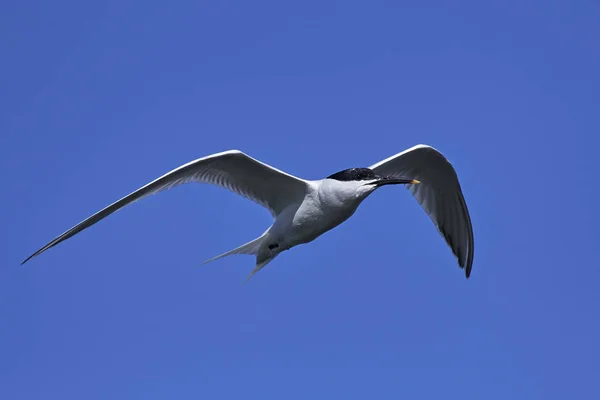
[371, 177, 420, 187]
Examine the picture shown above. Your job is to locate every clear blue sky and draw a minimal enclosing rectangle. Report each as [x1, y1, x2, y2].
[1, 0, 598, 398]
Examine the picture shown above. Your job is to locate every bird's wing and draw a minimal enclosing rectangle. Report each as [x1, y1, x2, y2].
[22, 150, 308, 264]
[369, 144, 474, 277]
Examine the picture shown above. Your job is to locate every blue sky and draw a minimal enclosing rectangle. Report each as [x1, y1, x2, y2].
[1, 0, 598, 398]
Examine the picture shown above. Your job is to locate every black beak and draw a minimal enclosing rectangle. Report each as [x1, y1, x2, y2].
[371, 177, 420, 187]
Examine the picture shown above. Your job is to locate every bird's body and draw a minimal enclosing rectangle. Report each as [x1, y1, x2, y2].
[254, 180, 367, 258]
[276, 180, 367, 247]
[22, 145, 474, 282]
[202, 177, 378, 280]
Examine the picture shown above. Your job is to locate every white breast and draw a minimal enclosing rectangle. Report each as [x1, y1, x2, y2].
[275, 179, 376, 247]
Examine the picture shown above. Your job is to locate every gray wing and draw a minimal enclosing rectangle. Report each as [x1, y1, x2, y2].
[370, 144, 474, 278]
[22, 150, 308, 264]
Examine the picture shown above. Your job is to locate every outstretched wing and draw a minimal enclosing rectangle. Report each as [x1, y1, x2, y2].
[370, 144, 474, 278]
[22, 150, 308, 264]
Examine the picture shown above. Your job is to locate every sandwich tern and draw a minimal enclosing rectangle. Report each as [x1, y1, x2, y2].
[22, 144, 474, 281]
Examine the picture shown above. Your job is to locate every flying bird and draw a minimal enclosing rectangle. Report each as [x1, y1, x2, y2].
[22, 144, 474, 281]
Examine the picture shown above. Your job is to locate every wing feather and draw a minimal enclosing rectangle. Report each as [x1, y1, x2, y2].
[22, 150, 307, 264]
[370, 144, 474, 277]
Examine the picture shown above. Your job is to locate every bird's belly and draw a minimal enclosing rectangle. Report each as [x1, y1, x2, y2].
[286, 201, 358, 246]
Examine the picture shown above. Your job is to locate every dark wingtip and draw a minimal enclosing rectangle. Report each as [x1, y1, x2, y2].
[21, 254, 35, 265]
[21, 248, 44, 265]
[464, 262, 472, 279]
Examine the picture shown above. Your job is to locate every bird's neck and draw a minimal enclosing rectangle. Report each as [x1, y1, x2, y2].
[317, 179, 375, 208]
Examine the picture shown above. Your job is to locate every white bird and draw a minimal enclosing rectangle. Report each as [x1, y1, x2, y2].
[22, 144, 474, 281]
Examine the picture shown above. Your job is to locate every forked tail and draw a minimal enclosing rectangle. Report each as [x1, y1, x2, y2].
[200, 230, 278, 284]
[242, 256, 277, 285]
[200, 233, 266, 266]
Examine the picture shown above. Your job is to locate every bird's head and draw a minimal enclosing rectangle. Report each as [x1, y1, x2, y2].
[326, 168, 419, 194]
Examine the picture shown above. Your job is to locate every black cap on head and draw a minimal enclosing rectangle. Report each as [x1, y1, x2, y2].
[326, 168, 378, 182]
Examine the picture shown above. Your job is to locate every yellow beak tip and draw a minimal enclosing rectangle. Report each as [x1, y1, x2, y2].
[411, 179, 421, 184]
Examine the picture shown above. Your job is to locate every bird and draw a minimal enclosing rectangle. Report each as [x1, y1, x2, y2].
[22, 144, 474, 282]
